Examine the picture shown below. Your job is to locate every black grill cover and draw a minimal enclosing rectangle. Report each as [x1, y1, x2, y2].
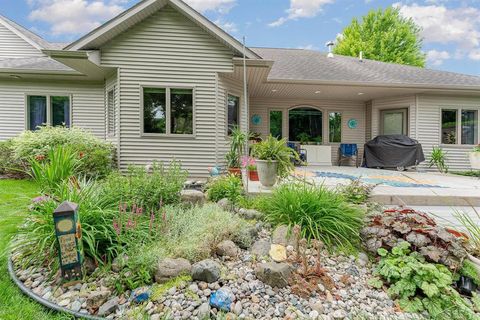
[363, 135, 425, 168]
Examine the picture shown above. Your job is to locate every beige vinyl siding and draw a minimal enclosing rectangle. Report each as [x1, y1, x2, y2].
[0, 80, 105, 141]
[105, 72, 119, 144]
[365, 101, 372, 141]
[249, 98, 366, 165]
[370, 95, 416, 138]
[417, 94, 480, 171]
[0, 23, 42, 59]
[100, 5, 235, 178]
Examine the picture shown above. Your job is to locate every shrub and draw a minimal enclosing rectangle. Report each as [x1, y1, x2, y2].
[100, 161, 187, 210]
[11, 126, 115, 178]
[453, 209, 480, 257]
[374, 242, 476, 319]
[338, 179, 374, 204]
[429, 146, 449, 173]
[258, 182, 365, 251]
[0, 139, 24, 176]
[205, 174, 243, 203]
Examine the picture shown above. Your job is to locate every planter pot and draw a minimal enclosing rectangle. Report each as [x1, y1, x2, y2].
[228, 167, 241, 177]
[470, 152, 480, 170]
[248, 170, 259, 181]
[256, 160, 278, 187]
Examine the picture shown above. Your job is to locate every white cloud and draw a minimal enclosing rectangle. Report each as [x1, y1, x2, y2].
[269, 0, 334, 27]
[469, 49, 480, 61]
[297, 44, 318, 50]
[426, 49, 450, 65]
[28, 0, 125, 36]
[183, 0, 236, 13]
[214, 19, 238, 33]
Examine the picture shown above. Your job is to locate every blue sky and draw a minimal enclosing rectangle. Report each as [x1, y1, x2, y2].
[2, 0, 480, 75]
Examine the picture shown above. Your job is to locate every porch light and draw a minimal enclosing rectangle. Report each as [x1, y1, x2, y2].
[358, 92, 364, 95]
[315, 91, 321, 94]
[272, 89, 278, 92]
[53, 201, 83, 280]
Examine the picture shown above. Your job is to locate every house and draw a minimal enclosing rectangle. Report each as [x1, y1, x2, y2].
[1, 0, 480, 177]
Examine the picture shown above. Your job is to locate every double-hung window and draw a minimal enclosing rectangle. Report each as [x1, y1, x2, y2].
[143, 87, 193, 135]
[441, 108, 478, 145]
[27, 95, 71, 130]
[227, 94, 240, 135]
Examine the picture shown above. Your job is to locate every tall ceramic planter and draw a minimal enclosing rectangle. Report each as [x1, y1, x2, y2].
[470, 152, 480, 170]
[256, 160, 278, 187]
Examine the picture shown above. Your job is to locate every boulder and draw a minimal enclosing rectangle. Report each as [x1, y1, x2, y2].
[272, 225, 298, 248]
[86, 290, 111, 309]
[217, 198, 232, 211]
[238, 208, 262, 220]
[251, 240, 271, 257]
[97, 297, 119, 316]
[216, 240, 239, 258]
[269, 244, 287, 262]
[255, 262, 291, 288]
[180, 189, 206, 206]
[154, 258, 192, 284]
[192, 259, 221, 283]
[197, 302, 211, 319]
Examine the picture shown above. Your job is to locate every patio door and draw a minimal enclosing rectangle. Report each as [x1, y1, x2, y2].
[381, 108, 408, 135]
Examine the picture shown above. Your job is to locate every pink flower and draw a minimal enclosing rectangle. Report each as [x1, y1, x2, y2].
[113, 220, 121, 235]
[241, 156, 256, 168]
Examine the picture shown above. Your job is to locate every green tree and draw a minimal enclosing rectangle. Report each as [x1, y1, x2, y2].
[333, 7, 426, 67]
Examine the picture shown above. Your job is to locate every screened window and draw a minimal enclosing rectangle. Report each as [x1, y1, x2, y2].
[441, 110, 457, 144]
[227, 95, 240, 135]
[143, 87, 193, 135]
[441, 109, 479, 145]
[27, 95, 70, 130]
[107, 89, 116, 136]
[462, 110, 478, 145]
[269, 110, 283, 139]
[329, 112, 342, 143]
[289, 107, 323, 144]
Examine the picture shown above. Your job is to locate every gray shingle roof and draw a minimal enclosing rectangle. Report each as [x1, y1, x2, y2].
[0, 56, 73, 72]
[251, 47, 480, 88]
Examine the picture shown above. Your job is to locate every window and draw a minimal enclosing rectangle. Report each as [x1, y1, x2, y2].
[27, 95, 70, 130]
[442, 109, 479, 145]
[107, 89, 116, 136]
[227, 95, 240, 135]
[288, 107, 323, 144]
[143, 87, 193, 135]
[269, 110, 283, 139]
[329, 112, 342, 143]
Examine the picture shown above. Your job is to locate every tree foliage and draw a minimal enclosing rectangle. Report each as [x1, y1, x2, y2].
[334, 7, 426, 67]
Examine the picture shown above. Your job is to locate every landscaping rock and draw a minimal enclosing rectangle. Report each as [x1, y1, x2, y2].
[192, 259, 221, 283]
[271, 225, 297, 248]
[86, 290, 111, 309]
[216, 240, 239, 258]
[255, 262, 291, 288]
[269, 244, 287, 262]
[97, 296, 119, 316]
[197, 302, 211, 319]
[217, 198, 232, 211]
[238, 208, 262, 220]
[111, 254, 128, 273]
[180, 189, 206, 206]
[71, 300, 82, 312]
[331, 309, 347, 319]
[155, 258, 192, 284]
[251, 240, 271, 257]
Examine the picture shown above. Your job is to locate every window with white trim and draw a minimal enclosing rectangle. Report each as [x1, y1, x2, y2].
[227, 94, 240, 135]
[27, 95, 70, 130]
[441, 108, 478, 145]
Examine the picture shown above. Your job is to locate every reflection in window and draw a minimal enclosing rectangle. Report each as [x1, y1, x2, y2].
[227, 95, 239, 135]
[269, 110, 282, 139]
[329, 112, 342, 143]
[171, 89, 193, 134]
[28, 96, 47, 131]
[51, 96, 70, 127]
[462, 110, 478, 145]
[441, 110, 457, 144]
[289, 107, 323, 144]
[143, 88, 166, 134]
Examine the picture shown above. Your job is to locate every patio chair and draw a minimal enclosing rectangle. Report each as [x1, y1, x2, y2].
[287, 142, 307, 165]
[338, 143, 359, 167]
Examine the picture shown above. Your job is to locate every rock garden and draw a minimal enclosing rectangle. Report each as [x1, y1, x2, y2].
[2, 127, 480, 319]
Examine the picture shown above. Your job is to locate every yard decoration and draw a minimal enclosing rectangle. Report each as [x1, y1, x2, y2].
[53, 201, 83, 280]
[469, 145, 480, 170]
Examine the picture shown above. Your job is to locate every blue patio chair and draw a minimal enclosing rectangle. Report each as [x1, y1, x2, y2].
[338, 143, 359, 167]
[287, 142, 307, 165]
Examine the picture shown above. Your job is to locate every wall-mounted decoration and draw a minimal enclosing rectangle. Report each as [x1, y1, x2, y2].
[348, 118, 358, 129]
[251, 114, 262, 126]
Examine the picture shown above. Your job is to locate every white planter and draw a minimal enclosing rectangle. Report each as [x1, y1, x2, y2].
[470, 152, 480, 170]
[256, 159, 278, 188]
[468, 254, 480, 275]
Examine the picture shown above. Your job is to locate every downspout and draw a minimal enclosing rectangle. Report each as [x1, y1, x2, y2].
[242, 37, 249, 192]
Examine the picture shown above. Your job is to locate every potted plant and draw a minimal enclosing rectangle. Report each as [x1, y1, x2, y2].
[469, 145, 480, 170]
[242, 156, 258, 181]
[298, 132, 310, 146]
[251, 135, 299, 187]
[226, 150, 240, 176]
[226, 126, 249, 176]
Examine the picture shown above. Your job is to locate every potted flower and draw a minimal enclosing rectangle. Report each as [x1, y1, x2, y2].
[242, 156, 258, 181]
[469, 145, 480, 170]
[226, 126, 249, 176]
[251, 135, 299, 187]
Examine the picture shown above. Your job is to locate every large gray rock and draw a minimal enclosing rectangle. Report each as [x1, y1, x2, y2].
[216, 240, 239, 258]
[192, 259, 221, 283]
[86, 290, 111, 309]
[97, 296, 119, 316]
[197, 302, 211, 319]
[217, 198, 232, 211]
[155, 258, 192, 284]
[255, 262, 292, 288]
[272, 225, 298, 248]
[180, 189, 206, 206]
[251, 240, 271, 257]
[238, 208, 262, 220]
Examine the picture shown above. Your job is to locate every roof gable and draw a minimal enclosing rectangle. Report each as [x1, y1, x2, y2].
[66, 0, 260, 59]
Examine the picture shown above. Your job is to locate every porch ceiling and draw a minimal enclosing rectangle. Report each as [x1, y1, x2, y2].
[221, 65, 480, 101]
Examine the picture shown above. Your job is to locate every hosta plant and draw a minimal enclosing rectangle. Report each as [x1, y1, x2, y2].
[361, 208, 468, 269]
[374, 242, 477, 319]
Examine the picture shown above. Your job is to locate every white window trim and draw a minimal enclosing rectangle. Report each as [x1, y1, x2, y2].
[287, 105, 325, 144]
[440, 107, 480, 146]
[106, 87, 116, 137]
[226, 92, 241, 137]
[140, 84, 196, 138]
[24, 93, 72, 130]
[328, 111, 343, 144]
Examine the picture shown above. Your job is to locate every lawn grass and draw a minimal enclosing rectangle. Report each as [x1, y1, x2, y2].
[0, 179, 72, 320]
